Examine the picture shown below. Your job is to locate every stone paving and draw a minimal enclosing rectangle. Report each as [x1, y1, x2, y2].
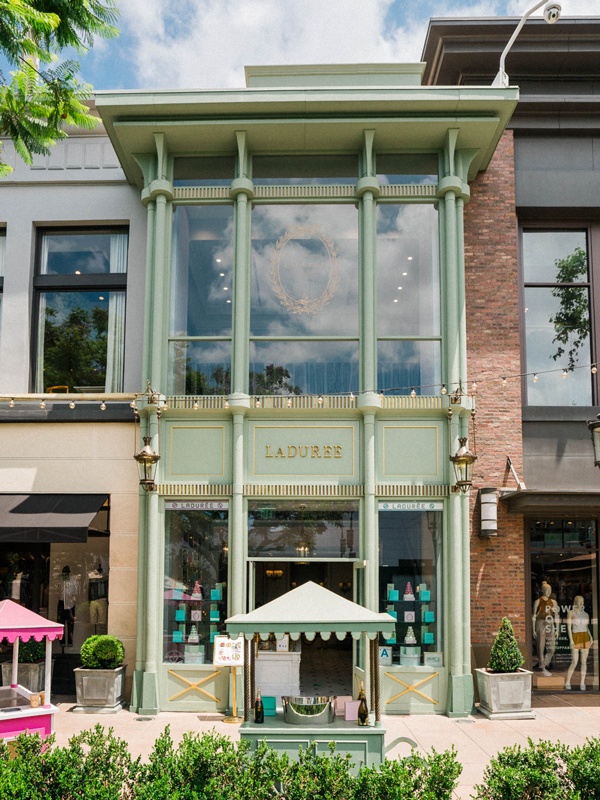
[48, 694, 600, 800]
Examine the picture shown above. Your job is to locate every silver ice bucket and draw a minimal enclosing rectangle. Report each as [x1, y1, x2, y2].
[281, 695, 336, 725]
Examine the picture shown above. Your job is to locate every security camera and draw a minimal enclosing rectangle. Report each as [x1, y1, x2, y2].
[543, 2, 561, 24]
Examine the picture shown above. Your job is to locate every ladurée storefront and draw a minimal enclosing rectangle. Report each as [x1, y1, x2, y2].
[96, 62, 517, 718]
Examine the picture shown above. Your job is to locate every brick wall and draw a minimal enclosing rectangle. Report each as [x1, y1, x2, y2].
[464, 130, 527, 657]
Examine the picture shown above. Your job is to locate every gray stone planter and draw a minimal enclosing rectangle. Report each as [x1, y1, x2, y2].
[1, 660, 51, 693]
[73, 665, 126, 713]
[475, 667, 535, 720]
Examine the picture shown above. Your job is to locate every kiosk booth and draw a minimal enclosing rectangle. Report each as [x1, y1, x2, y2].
[0, 600, 63, 741]
[226, 582, 396, 769]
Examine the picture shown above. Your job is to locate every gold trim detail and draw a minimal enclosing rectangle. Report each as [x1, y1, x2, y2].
[381, 396, 443, 410]
[270, 224, 338, 315]
[377, 485, 450, 497]
[245, 484, 363, 497]
[159, 484, 233, 496]
[251, 394, 357, 410]
[168, 668, 222, 703]
[384, 671, 439, 705]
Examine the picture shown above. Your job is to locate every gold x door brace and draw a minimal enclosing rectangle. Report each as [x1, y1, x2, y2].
[384, 671, 439, 705]
[168, 669, 222, 703]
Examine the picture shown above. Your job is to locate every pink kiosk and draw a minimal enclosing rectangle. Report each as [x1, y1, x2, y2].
[0, 600, 63, 740]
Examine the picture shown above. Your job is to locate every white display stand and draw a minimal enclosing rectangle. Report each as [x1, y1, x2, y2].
[255, 649, 301, 705]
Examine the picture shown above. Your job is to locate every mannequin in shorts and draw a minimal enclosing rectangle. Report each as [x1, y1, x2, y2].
[532, 581, 560, 676]
[565, 596, 593, 691]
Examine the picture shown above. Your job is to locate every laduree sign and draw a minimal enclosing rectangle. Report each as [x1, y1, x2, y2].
[253, 425, 356, 477]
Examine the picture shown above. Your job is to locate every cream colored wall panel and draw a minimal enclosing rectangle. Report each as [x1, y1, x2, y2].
[168, 425, 226, 478]
[109, 533, 138, 569]
[380, 424, 441, 480]
[109, 494, 140, 534]
[0, 423, 133, 460]
[0, 459, 137, 494]
[107, 568, 138, 607]
[106, 603, 138, 640]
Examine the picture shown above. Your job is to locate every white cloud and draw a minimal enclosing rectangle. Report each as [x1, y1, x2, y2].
[112, 0, 600, 90]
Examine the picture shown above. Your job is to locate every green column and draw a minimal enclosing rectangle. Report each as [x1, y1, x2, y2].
[230, 410, 247, 615]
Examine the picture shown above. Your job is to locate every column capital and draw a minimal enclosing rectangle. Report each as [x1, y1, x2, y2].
[141, 179, 174, 206]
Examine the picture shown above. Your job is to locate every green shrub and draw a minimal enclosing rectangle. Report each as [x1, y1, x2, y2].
[18, 638, 45, 663]
[472, 738, 572, 800]
[566, 737, 600, 799]
[355, 746, 461, 800]
[284, 743, 355, 800]
[487, 617, 524, 673]
[80, 634, 125, 669]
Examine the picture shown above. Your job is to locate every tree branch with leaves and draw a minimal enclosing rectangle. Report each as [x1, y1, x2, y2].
[0, 0, 118, 175]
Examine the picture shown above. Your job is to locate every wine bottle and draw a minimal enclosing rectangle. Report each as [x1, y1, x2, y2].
[357, 681, 369, 726]
[254, 686, 264, 724]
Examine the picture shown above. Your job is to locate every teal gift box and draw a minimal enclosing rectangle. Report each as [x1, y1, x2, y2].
[210, 609, 220, 622]
[386, 636, 397, 644]
[172, 631, 183, 643]
[388, 589, 399, 602]
[388, 610, 398, 620]
[263, 696, 277, 717]
[210, 631, 217, 643]
[420, 590, 431, 602]
[423, 632, 434, 644]
[175, 609, 186, 622]
[423, 610, 435, 623]
[211, 588, 222, 601]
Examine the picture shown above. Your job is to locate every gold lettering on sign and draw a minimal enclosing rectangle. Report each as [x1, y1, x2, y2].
[264, 443, 344, 459]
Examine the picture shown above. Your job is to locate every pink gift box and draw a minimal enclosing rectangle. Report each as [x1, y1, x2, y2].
[345, 700, 360, 721]
[335, 695, 352, 716]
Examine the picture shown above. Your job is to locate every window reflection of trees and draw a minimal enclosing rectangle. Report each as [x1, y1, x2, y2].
[549, 246, 590, 370]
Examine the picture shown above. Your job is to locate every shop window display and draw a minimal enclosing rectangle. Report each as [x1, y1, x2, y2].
[378, 507, 442, 665]
[530, 519, 598, 690]
[163, 509, 228, 664]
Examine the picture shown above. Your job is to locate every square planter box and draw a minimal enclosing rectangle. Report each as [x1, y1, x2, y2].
[73, 665, 126, 713]
[475, 667, 535, 720]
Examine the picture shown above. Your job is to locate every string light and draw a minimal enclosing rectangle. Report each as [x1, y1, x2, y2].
[593, 365, 598, 374]
[410, 388, 416, 398]
[8, 398, 14, 408]
[533, 373, 538, 383]
[193, 400, 199, 410]
[562, 369, 568, 379]
[255, 398, 261, 407]
[287, 398, 292, 407]
[69, 400, 75, 409]
[39, 400, 45, 409]
[501, 377, 507, 388]
[224, 400, 229, 409]
[471, 381, 477, 393]
[318, 395, 323, 405]
[100, 402, 106, 411]
[441, 385, 447, 395]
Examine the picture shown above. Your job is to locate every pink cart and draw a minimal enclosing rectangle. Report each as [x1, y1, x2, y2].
[0, 600, 64, 741]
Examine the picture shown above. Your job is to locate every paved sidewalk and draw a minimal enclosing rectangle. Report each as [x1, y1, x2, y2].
[49, 694, 600, 800]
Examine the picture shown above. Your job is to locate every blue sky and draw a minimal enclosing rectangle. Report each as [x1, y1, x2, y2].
[6, 0, 600, 92]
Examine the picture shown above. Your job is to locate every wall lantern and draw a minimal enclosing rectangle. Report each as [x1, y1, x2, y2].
[479, 488, 498, 537]
[134, 436, 160, 491]
[449, 437, 477, 493]
[587, 414, 600, 468]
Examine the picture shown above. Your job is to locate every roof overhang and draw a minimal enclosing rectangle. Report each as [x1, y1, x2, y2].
[501, 490, 600, 516]
[95, 84, 518, 189]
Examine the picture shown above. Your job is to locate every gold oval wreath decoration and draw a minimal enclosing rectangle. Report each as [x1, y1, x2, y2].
[270, 224, 339, 315]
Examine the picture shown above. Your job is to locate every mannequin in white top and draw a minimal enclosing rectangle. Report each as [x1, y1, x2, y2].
[565, 596, 593, 691]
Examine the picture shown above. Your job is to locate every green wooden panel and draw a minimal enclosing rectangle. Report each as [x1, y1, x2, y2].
[168, 425, 227, 478]
[251, 424, 357, 478]
[381, 425, 439, 478]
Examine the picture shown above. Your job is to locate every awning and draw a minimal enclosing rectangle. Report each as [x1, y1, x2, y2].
[501, 490, 600, 516]
[226, 581, 396, 640]
[0, 600, 64, 643]
[0, 494, 108, 543]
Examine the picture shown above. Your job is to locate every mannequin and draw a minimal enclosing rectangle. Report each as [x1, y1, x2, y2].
[532, 581, 560, 676]
[565, 596, 593, 691]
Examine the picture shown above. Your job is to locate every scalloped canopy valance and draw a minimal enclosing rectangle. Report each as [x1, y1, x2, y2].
[0, 600, 64, 643]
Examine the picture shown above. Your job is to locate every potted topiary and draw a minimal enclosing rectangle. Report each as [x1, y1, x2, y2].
[475, 617, 535, 720]
[1, 639, 49, 693]
[73, 634, 126, 713]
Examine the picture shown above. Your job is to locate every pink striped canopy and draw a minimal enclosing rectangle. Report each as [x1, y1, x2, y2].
[0, 600, 64, 643]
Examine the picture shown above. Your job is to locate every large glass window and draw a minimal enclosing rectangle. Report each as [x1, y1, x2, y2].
[169, 206, 234, 395]
[523, 229, 592, 405]
[377, 204, 440, 394]
[378, 506, 442, 665]
[250, 203, 359, 394]
[163, 507, 229, 664]
[248, 501, 358, 559]
[376, 154, 438, 185]
[34, 230, 128, 393]
[253, 155, 357, 186]
[529, 519, 598, 691]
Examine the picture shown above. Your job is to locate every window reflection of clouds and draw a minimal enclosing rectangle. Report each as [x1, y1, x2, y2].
[44, 233, 113, 275]
[251, 204, 358, 336]
[377, 341, 440, 395]
[250, 340, 359, 395]
[377, 205, 439, 337]
[171, 206, 234, 337]
[168, 341, 232, 395]
[524, 286, 592, 406]
[523, 231, 588, 283]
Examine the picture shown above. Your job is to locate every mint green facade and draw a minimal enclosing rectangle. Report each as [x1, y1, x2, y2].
[97, 65, 516, 718]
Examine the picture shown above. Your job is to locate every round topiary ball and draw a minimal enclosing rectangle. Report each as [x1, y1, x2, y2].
[80, 635, 125, 669]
